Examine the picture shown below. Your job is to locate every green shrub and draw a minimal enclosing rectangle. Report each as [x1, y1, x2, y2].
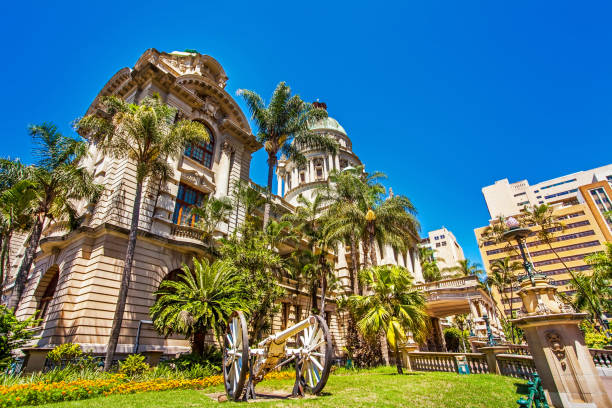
[0, 306, 41, 369]
[581, 320, 612, 349]
[162, 348, 221, 372]
[443, 327, 466, 352]
[47, 343, 83, 365]
[119, 354, 149, 377]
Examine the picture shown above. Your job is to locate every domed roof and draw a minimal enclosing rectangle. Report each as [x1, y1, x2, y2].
[310, 117, 347, 136]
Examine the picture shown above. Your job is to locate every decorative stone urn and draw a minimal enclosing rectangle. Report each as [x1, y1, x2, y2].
[512, 277, 612, 408]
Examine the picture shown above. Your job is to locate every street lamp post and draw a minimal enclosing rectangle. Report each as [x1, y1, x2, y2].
[502, 217, 545, 286]
[482, 313, 497, 346]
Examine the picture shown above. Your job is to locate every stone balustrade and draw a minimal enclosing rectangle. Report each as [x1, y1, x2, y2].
[170, 224, 203, 241]
[406, 352, 489, 374]
[41, 221, 71, 238]
[413, 275, 479, 292]
[590, 348, 612, 368]
[496, 354, 537, 379]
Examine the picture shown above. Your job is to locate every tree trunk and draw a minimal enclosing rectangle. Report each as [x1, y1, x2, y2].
[263, 152, 276, 229]
[0, 232, 8, 294]
[8, 215, 44, 311]
[349, 237, 359, 295]
[192, 330, 206, 356]
[310, 282, 318, 315]
[370, 238, 378, 267]
[362, 238, 371, 269]
[104, 181, 143, 371]
[380, 333, 390, 366]
[319, 267, 327, 317]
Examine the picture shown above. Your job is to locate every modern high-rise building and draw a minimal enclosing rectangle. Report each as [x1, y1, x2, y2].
[482, 164, 612, 220]
[420, 227, 465, 277]
[475, 165, 612, 318]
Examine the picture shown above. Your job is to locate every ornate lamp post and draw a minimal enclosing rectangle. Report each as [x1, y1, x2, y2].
[482, 313, 497, 346]
[501, 217, 544, 286]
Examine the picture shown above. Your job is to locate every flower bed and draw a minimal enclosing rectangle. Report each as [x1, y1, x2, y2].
[0, 371, 295, 407]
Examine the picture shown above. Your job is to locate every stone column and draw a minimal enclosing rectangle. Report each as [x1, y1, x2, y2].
[21, 348, 53, 373]
[512, 276, 612, 407]
[308, 159, 315, 183]
[336, 243, 351, 293]
[214, 141, 234, 198]
[334, 154, 340, 170]
[412, 249, 424, 283]
[397, 251, 406, 268]
[480, 346, 508, 375]
[276, 173, 283, 196]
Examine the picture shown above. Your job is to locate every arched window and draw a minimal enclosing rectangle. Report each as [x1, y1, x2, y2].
[184, 123, 214, 168]
[37, 270, 59, 321]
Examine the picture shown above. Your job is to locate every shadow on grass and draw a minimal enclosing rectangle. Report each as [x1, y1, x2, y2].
[514, 382, 530, 397]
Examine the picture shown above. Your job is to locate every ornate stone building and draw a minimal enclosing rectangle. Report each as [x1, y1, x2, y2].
[5, 49, 503, 361]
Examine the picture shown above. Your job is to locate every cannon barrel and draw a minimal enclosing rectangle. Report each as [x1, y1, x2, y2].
[258, 316, 316, 348]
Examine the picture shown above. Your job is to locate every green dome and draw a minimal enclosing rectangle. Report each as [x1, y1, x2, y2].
[310, 117, 347, 136]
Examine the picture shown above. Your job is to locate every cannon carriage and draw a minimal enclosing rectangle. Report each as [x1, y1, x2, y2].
[222, 311, 333, 401]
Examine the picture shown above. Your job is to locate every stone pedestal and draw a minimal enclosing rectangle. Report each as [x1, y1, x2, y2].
[400, 341, 420, 372]
[21, 347, 53, 373]
[142, 350, 163, 367]
[480, 346, 508, 375]
[512, 276, 612, 407]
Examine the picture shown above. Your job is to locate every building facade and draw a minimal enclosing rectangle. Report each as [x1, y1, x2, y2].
[420, 227, 465, 277]
[476, 167, 612, 319]
[482, 164, 612, 221]
[5, 49, 505, 361]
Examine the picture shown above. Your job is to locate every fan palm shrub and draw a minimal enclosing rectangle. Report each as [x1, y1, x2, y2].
[348, 265, 428, 374]
[150, 258, 248, 356]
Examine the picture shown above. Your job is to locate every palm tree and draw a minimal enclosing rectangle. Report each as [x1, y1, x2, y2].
[282, 195, 335, 316]
[323, 170, 420, 270]
[78, 94, 210, 370]
[568, 273, 612, 326]
[150, 258, 248, 356]
[444, 259, 484, 277]
[585, 243, 612, 280]
[190, 196, 233, 247]
[521, 204, 605, 327]
[348, 265, 428, 374]
[487, 257, 520, 342]
[7, 124, 101, 311]
[238, 82, 337, 227]
[319, 166, 383, 294]
[0, 180, 37, 290]
[419, 247, 443, 282]
[230, 180, 267, 232]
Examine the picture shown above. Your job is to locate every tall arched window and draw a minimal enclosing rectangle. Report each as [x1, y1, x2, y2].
[37, 270, 59, 321]
[184, 123, 214, 168]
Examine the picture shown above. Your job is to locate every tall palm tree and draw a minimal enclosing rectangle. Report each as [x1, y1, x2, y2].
[348, 265, 428, 374]
[78, 94, 210, 370]
[230, 180, 267, 232]
[521, 204, 605, 327]
[418, 246, 443, 283]
[8, 124, 101, 311]
[585, 242, 612, 280]
[0, 180, 37, 290]
[487, 257, 521, 342]
[323, 170, 420, 270]
[319, 166, 384, 294]
[190, 196, 233, 247]
[238, 82, 337, 227]
[150, 258, 248, 356]
[444, 259, 484, 277]
[568, 273, 612, 326]
[282, 195, 334, 315]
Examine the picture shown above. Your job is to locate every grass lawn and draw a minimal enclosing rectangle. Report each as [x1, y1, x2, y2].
[36, 367, 528, 408]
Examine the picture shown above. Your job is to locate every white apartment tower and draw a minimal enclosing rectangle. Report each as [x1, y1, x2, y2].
[482, 164, 612, 219]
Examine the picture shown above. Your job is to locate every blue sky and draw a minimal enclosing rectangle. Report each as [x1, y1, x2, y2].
[0, 1, 609, 265]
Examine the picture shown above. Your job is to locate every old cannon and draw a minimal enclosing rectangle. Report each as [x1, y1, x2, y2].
[222, 310, 333, 401]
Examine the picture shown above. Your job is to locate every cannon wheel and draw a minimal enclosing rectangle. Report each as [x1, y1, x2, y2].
[223, 311, 249, 401]
[294, 315, 333, 395]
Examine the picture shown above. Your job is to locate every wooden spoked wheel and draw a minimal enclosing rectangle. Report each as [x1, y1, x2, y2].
[223, 311, 249, 401]
[294, 315, 333, 394]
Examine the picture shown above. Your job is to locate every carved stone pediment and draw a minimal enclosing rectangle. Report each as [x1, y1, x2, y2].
[180, 170, 215, 192]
